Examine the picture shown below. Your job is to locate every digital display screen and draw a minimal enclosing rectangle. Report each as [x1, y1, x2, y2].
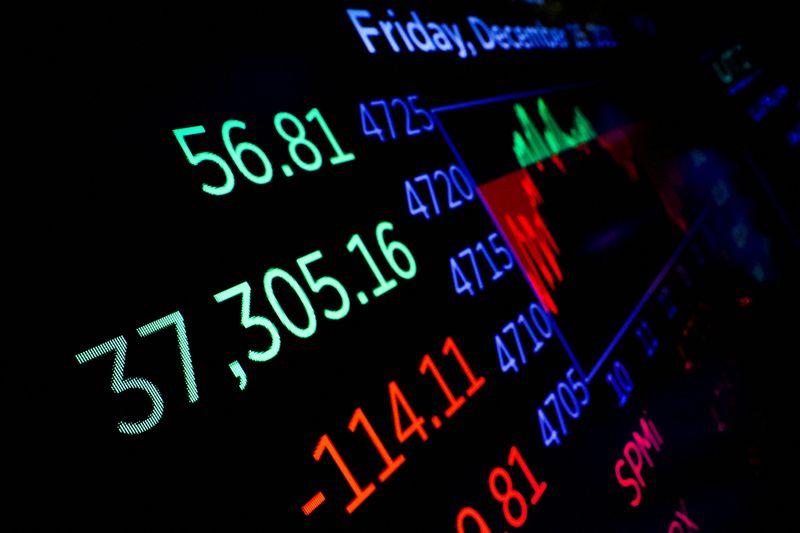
[9, 2, 799, 530]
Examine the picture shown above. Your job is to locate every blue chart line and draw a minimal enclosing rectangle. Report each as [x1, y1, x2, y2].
[585, 206, 711, 383]
[433, 101, 589, 380]
[431, 81, 598, 114]
[432, 82, 706, 385]
[550, 319, 586, 381]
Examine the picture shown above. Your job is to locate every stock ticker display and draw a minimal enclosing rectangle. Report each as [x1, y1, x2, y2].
[8, 1, 800, 531]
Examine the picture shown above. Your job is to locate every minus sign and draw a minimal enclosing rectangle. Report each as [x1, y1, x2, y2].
[302, 491, 326, 516]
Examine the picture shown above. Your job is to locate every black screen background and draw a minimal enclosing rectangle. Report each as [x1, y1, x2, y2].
[6, 1, 799, 531]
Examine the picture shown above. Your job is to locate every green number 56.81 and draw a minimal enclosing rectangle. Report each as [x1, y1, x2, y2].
[173, 108, 355, 196]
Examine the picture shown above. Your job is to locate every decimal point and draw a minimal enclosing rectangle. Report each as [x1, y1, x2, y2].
[431, 415, 442, 429]
[357, 291, 369, 305]
[282, 164, 294, 177]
